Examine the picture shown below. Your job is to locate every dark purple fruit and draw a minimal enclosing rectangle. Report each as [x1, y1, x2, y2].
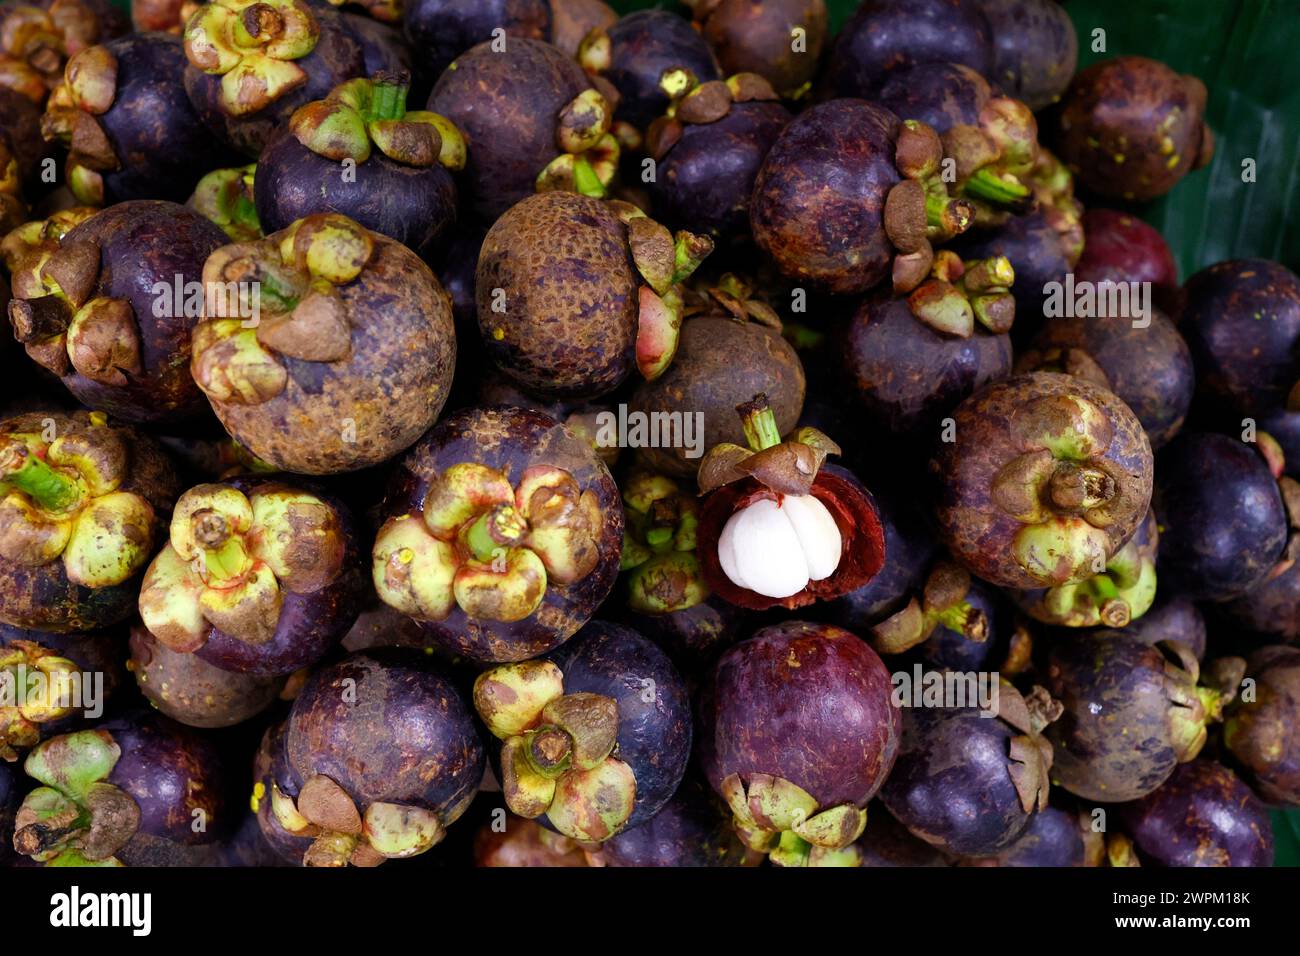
[1117, 760, 1273, 866]
[856, 805, 951, 866]
[1074, 208, 1178, 291]
[687, 0, 828, 98]
[1119, 595, 1207, 661]
[1223, 645, 1300, 805]
[600, 775, 753, 867]
[623, 594, 748, 675]
[974, 804, 1097, 867]
[404, 0, 550, 81]
[977, 0, 1077, 110]
[872, 62, 994, 135]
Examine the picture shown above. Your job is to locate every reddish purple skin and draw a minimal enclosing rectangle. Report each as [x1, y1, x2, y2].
[649, 100, 791, 240]
[253, 720, 315, 865]
[382, 405, 623, 662]
[603, 10, 721, 130]
[841, 292, 1013, 436]
[827, 0, 992, 98]
[50, 201, 229, 425]
[0, 624, 127, 740]
[1075, 209, 1178, 289]
[192, 477, 365, 677]
[1155, 432, 1286, 602]
[404, 0, 550, 82]
[1223, 646, 1300, 805]
[545, 622, 691, 830]
[699, 621, 901, 809]
[255, 128, 458, 258]
[1181, 259, 1300, 417]
[1117, 760, 1274, 867]
[978, 0, 1077, 110]
[1118, 596, 1206, 661]
[857, 804, 951, 866]
[601, 775, 750, 867]
[872, 62, 993, 134]
[1044, 631, 1185, 802]
[285, 650, 486, 825]
[750, 99, 901, 295]
[985, 804, 1087, 866]
[879, 701, 1037, 856]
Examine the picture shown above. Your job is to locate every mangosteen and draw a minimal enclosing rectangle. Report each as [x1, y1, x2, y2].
[1180, 259, 1300, 417]
[579, 9, 721, 131]
[256, 72, 462, 257]
[977, 0, 1077, 110]
[751, 100, 977, 295]
[826, 0, 992, 98]
[340, 11, 412, 78]
[188, 164, 262, 242]
[1117, 760, 1273, 867]
[685, 0, 827, 99]
[644, 72, 791, 241]
[1223, 645, 1300, 805]
[879, 679, 1059, 857]
[137, 477, 364, 677]
[856, 805, 952, 867]
[974, 804, 1098, 867]
[429, 38, 619, 222]
[549, 0, 616, 59]
[183, 0, 366, 157]
[371, 405, 623, 662]
[41, 33, 239, 205]
[694, 399, 885, 610]
[474, 818, 591, 867]
[7, 200, 229, 425]
[1155, 432, 1287, 601]
[599, 775, 754, 867]
[932, 372, 1154, 589]
[475, 621, 691, 842]
[1074, 208, 1179, 302]
[190, 212, 457, 474]
[1222, 554, 1300, 643]
[11, 712, 228, 866]
[911, 571, 1015, 671]
[0, 410, 179, 633]
[1119, 595, 1207, 661]
[0, 0, 128, 104]
[1055, 56, 1214, 202]
[619, 471, 709, 616]
[699, 621, 900, 866]
[263, 650, 486, 866]
[250, 718, 314, 865]
[404, 0, 550, 82]
[128, 626, 284, 728]
[872, 62, 994, 135]
[476, 191, 712, 399]
[620, 595, 747, 676]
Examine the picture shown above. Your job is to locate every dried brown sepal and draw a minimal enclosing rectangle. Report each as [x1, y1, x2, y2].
[676, 80, 732, 124]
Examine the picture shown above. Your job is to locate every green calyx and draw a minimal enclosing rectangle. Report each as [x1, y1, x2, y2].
[620, 472, 707, 614]
[941, 97, 1039, 211]
[720, 773, 867, 866]
[535, 87, 621, 199]
[189, 165, 262, 242]
[906, 251, 1016, 338]
[0, 642, 80, 760]
[870, 560, 987, 655]
[1031, 533, 1157, 628]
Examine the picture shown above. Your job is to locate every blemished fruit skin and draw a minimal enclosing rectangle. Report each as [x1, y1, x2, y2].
[601, 10, 721, 129]
[599, 775, 752, 867]
[978, 0, 1078, 111]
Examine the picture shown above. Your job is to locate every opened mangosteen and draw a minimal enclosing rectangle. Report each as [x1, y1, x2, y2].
[751, 100, 977, 295]
[262, 649, 486, 866]
[644, 71, 790, 241]
[188, 164, 262, 242]
[685, 0, 827, 99]
[1155, 432, 1287, 601]
[698, 621, 900, 866]
[932, 372, 1154, 589]
[619, 471, 708, 616]
[476, 191, 712, 399]
[128, 626, 285, 729]
[694, 396, 885, 610]
[1116, 760, 1273, 867]
[475, 620, 691, 842]
[0, 0, 128, 105]
[372, 404, 622, 662]
[12, 711, 227, 866]
[429, 38, 618, 223]
[599, 774, 755, 867]
[137, 477, 364, 677]
[404, 0, 550, 81]
[191, 212, 456, 474]
[183, 0, 366, 157]
[256, 72, 462, 257]
[1055, 56, 1214, 202]
[979, 0, 1077, 110]
[0, 410, 179, 633]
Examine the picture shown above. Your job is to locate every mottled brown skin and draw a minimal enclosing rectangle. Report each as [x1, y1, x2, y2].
[549, 0, 616, 59]
[629, 315, 805, 478]
[33, 201, 229, 425]
[695, 0, 827, 97]
[1055, 56, 1212, 202]
[383, 405, 623, 662]
[931, 372, 1154, 589]
[750, 99, 901, 295]
[1044, 632, 1188, 803]
[0, 411, 180, 632]
[203, 228, 456, 475]
[1018, 309, 1193, 449]
[1224, 646, 1300, 805]
[477, 192, 638, 400]
[129, 626, 284, 729]
[428, 39, 593, 223]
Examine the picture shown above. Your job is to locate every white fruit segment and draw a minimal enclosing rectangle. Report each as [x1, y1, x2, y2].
[716, 495, 843, 598]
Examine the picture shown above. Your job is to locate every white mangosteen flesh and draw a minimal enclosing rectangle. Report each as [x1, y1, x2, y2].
[716, 495, 843, 598]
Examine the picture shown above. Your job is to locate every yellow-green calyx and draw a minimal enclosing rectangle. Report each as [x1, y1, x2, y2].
[1164, 644, 1240, 764]
[474, 660, 636, 842]
[620, 472, 707, 614]
[535, 88, 620, 199]
[719, 773, 867, 867]
[1026, 521, 1158, 627]
[906, 250, 1016, 337]
[870, 560, 989, 655]
[644, 71, 779, 162]
[1, 207, 98, 275]
[13, 730, 139, 866]
[990, 393, 1135, 587]
[373, 463, 604, 625]
[290, 73, 466, 170]
[266, 773, 445, 867]
[138, 482, 344, 651]
[321, 0, 401, 24]
[190, 165, 262, 241]
[941, 97, 1039, 209]
[40, 44, 120, 204]
[0, 641, 80, 760]
[0, 421, 155, 588]
[192, 212, 373, 405]
[183, 0, 320, 116]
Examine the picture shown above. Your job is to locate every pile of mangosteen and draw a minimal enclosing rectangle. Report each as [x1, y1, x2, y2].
[0, 0, 1295, 877]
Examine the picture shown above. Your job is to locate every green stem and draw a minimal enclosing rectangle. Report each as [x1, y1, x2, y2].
[572, 155, 605, 197]
[204, 537, 251, 582]
[737, 395, 781, 451]
[0, 444, 81, 512]
[463, 505, 526, 563]
[963, 167, 1031, 205]
[366, 79, 408, 123]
